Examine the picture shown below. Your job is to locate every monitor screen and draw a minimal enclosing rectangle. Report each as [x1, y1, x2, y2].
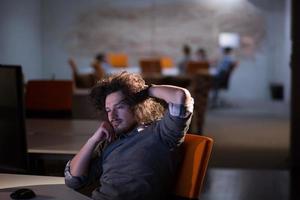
[0, 65, 28, 173]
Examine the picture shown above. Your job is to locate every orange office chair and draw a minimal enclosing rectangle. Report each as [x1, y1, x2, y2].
[107, 53, 128, 68]
[139, 58, 162, 75]
[25, 80, 73, 118]
[186, 61, 210, 75]
[160, 56, 174, 69]
[173, 134, 213, 199]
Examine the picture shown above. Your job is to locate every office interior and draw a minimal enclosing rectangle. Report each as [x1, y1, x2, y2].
[1, 0, 300, 199]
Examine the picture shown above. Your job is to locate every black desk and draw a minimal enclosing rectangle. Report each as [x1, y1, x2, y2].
[25, 119, 100, 175]
[26, 119, 99, 157]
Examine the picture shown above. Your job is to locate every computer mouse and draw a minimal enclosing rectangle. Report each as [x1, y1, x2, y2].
[10, 188, 36, 199]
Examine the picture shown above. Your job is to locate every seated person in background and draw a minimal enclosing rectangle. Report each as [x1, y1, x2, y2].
[69, 53, 107, 88]
[214, 47, 236, 75]
[211, 47, 237, 106]
[92, 53, 111, 74]
[195, 48, 208, 62]
[64, 72, 194, 200]
[178, 44, 192, 74]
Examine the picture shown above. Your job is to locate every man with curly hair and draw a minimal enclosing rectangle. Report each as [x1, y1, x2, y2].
[64, 71, 194, 200]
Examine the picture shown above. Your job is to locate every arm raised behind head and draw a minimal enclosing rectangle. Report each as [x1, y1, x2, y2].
[148, 85, 193, 107]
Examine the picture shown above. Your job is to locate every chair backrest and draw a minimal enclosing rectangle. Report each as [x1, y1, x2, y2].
[186, 61, 210, 75]
[73, 73, 96, 89]
[173, 134, 213, 199]
[107, 53, 128, 68]
[160, 56, 174, 69]
[139, 58, 162, 75]
[25, 80, 73, 118]
[219, 61, 238, 90]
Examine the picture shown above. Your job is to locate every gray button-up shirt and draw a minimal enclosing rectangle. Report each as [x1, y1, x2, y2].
[65, 102, 193, 200]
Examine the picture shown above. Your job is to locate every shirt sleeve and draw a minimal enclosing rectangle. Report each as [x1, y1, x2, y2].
[168, 96, 194, 118]
[64, 160, 89, 189]
[64, 139, 111, 190]
[152, 97, 194, 149]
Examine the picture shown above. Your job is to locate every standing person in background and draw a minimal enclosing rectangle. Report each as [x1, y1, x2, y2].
[178, 44, 192, 74]
[69, 53, 107, 88]
[64, 72, 194, 200]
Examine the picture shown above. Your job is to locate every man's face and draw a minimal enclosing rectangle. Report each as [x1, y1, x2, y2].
[105, 91, 137, 135]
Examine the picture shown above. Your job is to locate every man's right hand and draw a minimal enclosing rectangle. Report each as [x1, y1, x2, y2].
[90, 121, 115, 143]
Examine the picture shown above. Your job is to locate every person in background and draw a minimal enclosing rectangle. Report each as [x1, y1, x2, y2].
[211, 47, 237, 107]
[68, 53, 107, 88]
[195, 48, 208, 62]
[178, 44, 192, 74]
[92, 53, 111, 74]
[64, 72, 194, 200]
[214, 47, 236, 75]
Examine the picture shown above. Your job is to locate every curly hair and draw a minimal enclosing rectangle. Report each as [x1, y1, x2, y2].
[89, 71, 165, 125]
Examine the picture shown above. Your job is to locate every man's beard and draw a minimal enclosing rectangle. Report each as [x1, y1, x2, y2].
[113, 122, 137, 136]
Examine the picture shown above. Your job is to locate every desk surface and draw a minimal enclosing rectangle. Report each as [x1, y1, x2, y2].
[0, 185, 91, 200]
[0, 174, 90, 199]
[26, 119, 100, 155]
[0, 173, 90, 199]
[105, 65, 215, 76]
[0, 173, 64, 189]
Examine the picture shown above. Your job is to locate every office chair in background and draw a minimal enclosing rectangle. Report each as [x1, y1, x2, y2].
[25, 80, 73, 118]
[211, 61, 238, 108]
[107, 53, 128, 68]
[160, 56, 174, 69]
[139, 58, 162, 75]
[186, 61, 210, 75]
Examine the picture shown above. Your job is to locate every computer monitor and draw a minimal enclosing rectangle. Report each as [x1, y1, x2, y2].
[0, 65, 28, 173]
